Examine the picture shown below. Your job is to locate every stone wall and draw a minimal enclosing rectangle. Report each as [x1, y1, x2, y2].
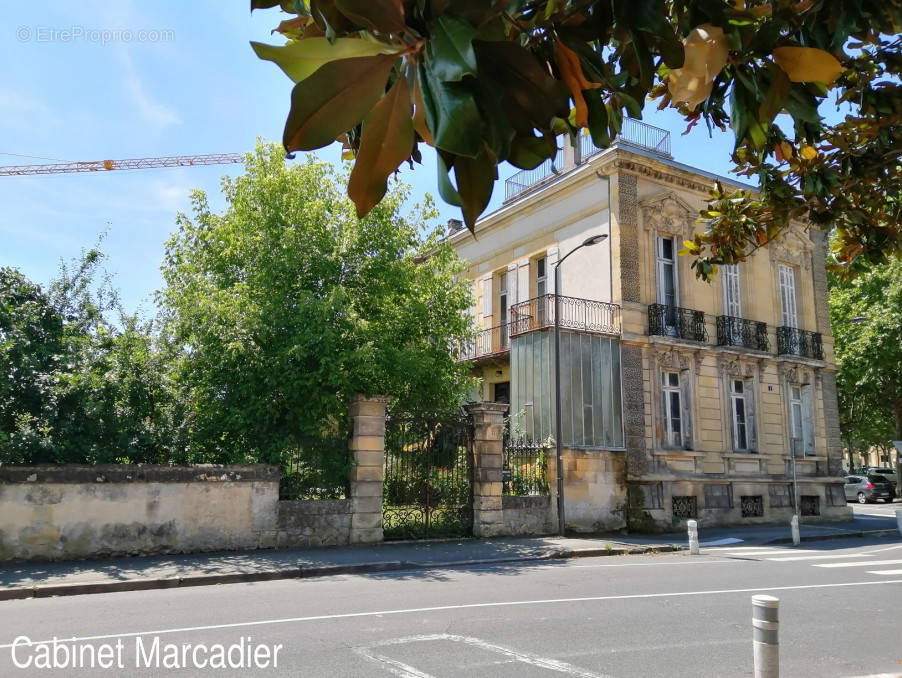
[502, 495, 555, 536]
[0, 465, 280, 561]
[275, 499, 352, 548]
[548, 448, 627, 533]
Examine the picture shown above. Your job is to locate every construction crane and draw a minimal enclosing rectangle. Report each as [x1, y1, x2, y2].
[0, 153, 243, 177]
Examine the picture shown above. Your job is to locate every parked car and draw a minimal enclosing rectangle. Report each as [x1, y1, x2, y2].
[859, 467, 898, 496]
[844, 475, 895, 503]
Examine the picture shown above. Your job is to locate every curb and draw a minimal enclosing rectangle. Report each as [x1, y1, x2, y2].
[0, 545, 683, 602]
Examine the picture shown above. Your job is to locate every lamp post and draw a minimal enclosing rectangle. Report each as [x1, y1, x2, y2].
[554, 233, 608, 537]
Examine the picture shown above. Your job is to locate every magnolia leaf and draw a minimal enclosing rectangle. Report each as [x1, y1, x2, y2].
[283, 54, 398, 152]
[759, 63, 791, 126]
[800, 144, 819, 160]
[437, 151, 462, 207]
[773, 47, 843, 84]
[252, 38, 401, 83]
[334, 0, 406, 34]
[348, 77, 414, 217]
[411, 72, 435, 145]
[426, 14, 478, 82]
[418, 60, 482, 158]
[508, 134, 555, 170]
[453, 144, 497, 230]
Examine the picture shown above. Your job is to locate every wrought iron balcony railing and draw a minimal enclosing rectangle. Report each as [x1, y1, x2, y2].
[648, 304, 708, 342]
[579, 117, 672, 161]
[503, 146, 565, 202]
[776, 327, 824, 360]
[455, 323, 511, 361]
[716, 315, 769, 352]
[509, 294, 621, 336]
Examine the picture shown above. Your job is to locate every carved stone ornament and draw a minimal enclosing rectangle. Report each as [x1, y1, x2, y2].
[640, 191, 697, 237]
[654, 345, 693, 372]
[778, 363, 812, 385]
[718, 355, 757, 379]
[769, 225, 813, 270]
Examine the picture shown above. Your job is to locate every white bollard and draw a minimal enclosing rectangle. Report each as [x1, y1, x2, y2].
[896, 509, 902, 537]
[687, 519, 700, 555]
[790, 514, 800, 546]
[752, 595, 780, 678]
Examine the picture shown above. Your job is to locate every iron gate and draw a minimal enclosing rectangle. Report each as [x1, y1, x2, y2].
[383, 414, 473, 539]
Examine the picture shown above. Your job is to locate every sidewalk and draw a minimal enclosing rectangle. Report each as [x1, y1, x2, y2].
[1, 518, 897, 601]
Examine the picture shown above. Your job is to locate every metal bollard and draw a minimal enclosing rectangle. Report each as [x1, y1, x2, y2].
[790, 514, 800, 546]
[896, 509, 902, 537]
[752, 595, 779, 678]
[687, 519, 700, 555]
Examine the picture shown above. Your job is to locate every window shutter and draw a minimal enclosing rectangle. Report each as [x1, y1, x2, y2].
[679, 372, 693, 450]
[745, 377, 757, 451]
[517, 260, 530, 304]
[482, 275, 493, 318]
[722, 264, 741, 317]
[468, 281, 477, 321]
[801, 384, 815, 456]
[546, 247, 559, 296]
[779, 265, 797, 328]
[507, 263, 518, 306]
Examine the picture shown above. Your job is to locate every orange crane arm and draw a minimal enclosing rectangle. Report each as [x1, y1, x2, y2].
[0, 153, 243, 176]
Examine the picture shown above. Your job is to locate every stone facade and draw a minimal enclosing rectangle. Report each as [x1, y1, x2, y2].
[502, 496, 555, 535]
[467, 401, 508, 537]
[348, 394, 391, 544]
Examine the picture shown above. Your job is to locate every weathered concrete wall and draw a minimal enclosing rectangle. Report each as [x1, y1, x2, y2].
[275, 499, 351, 548]
[0, 465, 279, 561]
[502, 495, 555, 536]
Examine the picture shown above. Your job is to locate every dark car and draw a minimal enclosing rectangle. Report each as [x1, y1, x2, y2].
[844, 475, 895, 503]
[861, 467, 898, 496]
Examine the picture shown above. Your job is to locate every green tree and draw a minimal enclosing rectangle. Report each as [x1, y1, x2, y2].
[158, 143, 474, 466]
[251, 0, 902, 279]
[830, 259, 902, 475]
[0, 251, 182, 464]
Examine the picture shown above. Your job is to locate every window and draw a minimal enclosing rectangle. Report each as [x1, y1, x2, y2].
[730, 379, 754, 452]
[722, 264, 741, 318]
[788, 384, 814, 456]
[656, 235, 678, 306]
[704, 484, 732, 509]
[661, 371, 682, 448]
[778, 265, 798, 328]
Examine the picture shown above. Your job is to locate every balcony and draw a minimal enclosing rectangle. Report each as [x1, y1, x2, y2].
[503, 119, 672, 202]
[456, 324, 511, 362]
[648, 304, 708, 342]
[776, 327, 824, 360]
[510, 294, 621, 336]
[716, 316, 769, 352]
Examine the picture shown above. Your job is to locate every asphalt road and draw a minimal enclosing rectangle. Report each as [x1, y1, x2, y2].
[1, 535, 901, 677]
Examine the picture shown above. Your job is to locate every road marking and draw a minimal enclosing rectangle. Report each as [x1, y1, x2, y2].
[717, 548, 817, 555]
[865, 570, 902, 575]
[814, 559, 902, 569]
[567, 560, 734, 569]
[766, 554, 870, 562]
[2, 579, 901, 651]
[862, 545, 902, 555]
[699, 538, 744, 546]
[354, 634, 612, 678]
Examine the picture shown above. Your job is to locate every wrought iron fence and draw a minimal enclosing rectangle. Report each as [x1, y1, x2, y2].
[648, 304, 708, 342]
[504, 146, 565, 202]
[383, 412, 473, 539]
[510, 294, 621, 336]
[279, 436, 351, 500]
[503, 437, 550, 496]
[579, 117, 672, 161]
[776, 327, 824, 360]
[455, 324, 511, 361]
[716, 316, 769, 351]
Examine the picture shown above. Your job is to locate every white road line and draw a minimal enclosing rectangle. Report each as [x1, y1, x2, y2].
[865, 570, 902, 575]
[567, 560, 734, 568]
[862, 544, 902, 555]
[718, 549, 817, 555]
[1, 579, 900, 650]
[767, 554, 870, 562]
[814, 559, 902, 569]
[354, 634, 613, 678]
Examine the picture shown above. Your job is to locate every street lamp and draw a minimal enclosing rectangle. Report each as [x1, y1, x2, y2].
[554, 233, 608, 537]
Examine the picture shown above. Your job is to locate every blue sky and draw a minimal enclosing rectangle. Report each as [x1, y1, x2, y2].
[2, 2, 740, 313]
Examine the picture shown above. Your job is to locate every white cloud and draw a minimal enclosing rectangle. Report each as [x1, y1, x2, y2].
[119, 52, 181, 129]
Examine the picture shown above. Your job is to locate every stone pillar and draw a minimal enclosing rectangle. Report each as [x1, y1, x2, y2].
[348, 394, 391, 544]
[466, 402, 508, 538]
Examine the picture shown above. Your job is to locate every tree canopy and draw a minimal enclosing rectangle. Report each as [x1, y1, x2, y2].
[829, 257, 902, 468]
[159, 143, 474, 465]
[252, 0, 902, 280]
